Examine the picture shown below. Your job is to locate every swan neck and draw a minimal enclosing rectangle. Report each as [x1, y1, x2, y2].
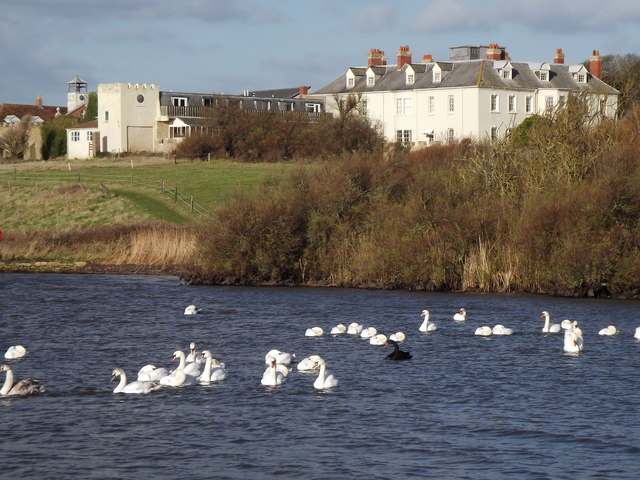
[114, 372, 127, 393]
[1, 368, 13, 395]
[203, 356, 212, 382]
[318, 363, 326, 382]
[178, 353, 186, 371]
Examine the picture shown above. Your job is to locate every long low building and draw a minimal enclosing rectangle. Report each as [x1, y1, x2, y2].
[308, 44, 619, 147]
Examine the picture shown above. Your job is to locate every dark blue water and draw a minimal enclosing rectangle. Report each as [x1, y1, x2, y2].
[1, 273, 639, 479]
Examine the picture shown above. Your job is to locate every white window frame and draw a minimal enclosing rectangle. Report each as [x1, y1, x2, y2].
[406, 73, 415, 84]
[428, 96, 435, 114]
[490, 94, 499, 112]
[447, 128, 455, 142]
[433, 71, 441, 83]
[448, 95, 454, 113]
[577, 73, 586, 83]
[172, 97, 187, 107]
[545, 96, 554, 112]
[347, 77, 355, 88]
[508, 95, 516, 113]
[525, 96, 533, 113]
[71, 131, 80, 142]
[396, 98, 412, 115]
[490, 126, 498, 140]
[396, 129, 413, 144]
[367, 75, 375, 87]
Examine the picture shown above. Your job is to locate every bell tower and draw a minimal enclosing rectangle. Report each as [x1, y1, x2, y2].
[67, 76, 88, 112]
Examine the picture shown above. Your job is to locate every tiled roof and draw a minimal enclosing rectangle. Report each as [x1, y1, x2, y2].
[311, 60, 619, 95]
[0, 104, 67, 122]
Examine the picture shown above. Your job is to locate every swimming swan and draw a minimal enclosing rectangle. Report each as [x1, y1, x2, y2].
[111, 368, 160, 394]
[264, 349, 294, 365]
[419, 310, 437, 332]
[305, 326, 324, 337]
[4, 345, 27, 359]
[159, 369, 188, 387]
[137, 364, 170, 382]
[474, 326, 492, 336]
[492, 324, 513, 335]
[261, 357, 287, 386]
[173, 350, 202, 378]
[561, 319, 573, 330]
[453, 308, 467, 322]
[297, 355, 324, 372]
[330, 324, 347, 335]
[347, 322, 363, 335]
[635, 327, 640, 340]
[389, 332, 406, 342]
[184, 304, 201, 315]
[360, 327, 377, 339]
[540, 311, 561, 333]
[598, 325, 618, 336]
[197, 350, 227, 383]
[385, 339, 412, 360]
[312, 358, 339, 389]
[370, 334, 388, 346]
[1, 364, 45, 396]
[563, 322, 584, 353]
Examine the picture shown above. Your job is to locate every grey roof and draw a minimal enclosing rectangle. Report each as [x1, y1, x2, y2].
[244, 87, 301, 98]
[311, 60, 619, 95]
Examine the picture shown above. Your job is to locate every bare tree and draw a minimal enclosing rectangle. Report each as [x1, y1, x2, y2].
[0, 115, 31, 159]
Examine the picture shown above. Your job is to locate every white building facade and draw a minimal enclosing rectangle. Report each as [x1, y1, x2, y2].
[310, 45, 619, 147]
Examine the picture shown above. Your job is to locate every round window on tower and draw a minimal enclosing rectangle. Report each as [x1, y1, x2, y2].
[79, 94, 85, 101]
[137, 94, 144, 103]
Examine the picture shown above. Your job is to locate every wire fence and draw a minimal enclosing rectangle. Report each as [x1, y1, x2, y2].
[0, 165, 211, 217]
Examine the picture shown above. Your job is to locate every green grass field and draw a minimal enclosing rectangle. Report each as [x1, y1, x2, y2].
[0, 157, 291, 231]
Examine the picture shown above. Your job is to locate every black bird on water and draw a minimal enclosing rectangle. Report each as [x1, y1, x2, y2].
[385, 339, 412, 360]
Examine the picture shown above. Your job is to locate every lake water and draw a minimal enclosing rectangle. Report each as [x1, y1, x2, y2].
[1, 273, 639, 479]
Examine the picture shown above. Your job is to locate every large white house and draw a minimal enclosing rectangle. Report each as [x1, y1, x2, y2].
[309, 44, 619, 146]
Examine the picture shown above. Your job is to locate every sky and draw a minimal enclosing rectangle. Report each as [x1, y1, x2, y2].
[2, 0, 640, 107]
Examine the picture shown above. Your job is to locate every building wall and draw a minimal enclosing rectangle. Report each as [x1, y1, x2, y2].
[98, 83, 159, 154]
[67, 129, 99, 159]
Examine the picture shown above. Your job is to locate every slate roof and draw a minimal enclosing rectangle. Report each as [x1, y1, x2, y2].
[0, 104, 67, 122]
[311, 60, 619, 95]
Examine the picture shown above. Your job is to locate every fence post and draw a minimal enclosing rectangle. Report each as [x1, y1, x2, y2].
[14, 167, 16, 180]
[174, 186, 178, 202]
[207, 153, 211, 162]
[161, 178, 164, 192]
[190, 196, 194, 213]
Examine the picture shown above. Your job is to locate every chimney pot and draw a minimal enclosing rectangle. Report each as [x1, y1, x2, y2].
[589, 49, 603, 79]
[397, 45, 412, 70]
[554, 48, 565, 64]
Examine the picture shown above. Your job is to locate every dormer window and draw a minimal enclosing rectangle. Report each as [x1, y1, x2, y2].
[539, 71, 548, 81]
[577, 73, 586, 83]
[407, 73, 415, 84]
[347, 77, 355, 88]
[501, 69, 512, 79]
[433, 70, 441, 83]
[367, 75, 375, 87]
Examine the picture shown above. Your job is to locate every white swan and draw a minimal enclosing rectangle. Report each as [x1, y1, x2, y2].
[159, 369, 188, 387]
[492, 324, 513, 335]
[1, 364, 45, 396]
[561, 319, 573, 330]
[453, 308, 467, 322]
[330, 324, 347, 335]
[419, 310, 437, 332]
[389, 332, 406, 342]
[261, 357, 287, 386]
[264, 349, 294, 365]
[184, 304, 201, 315]
[347, 322, 363, 335]
[598, 325, 618, 336]
[197, 350, 227, 383]
[360, 327, 377, 339]
[564, 322, 584, 353]
[4, 345, 27, 359]
[111, 368, 160, 394]
[540, 311, 561, 333]
[474, 326, 492, 336]
[305, 326, 324, 337]
[313, 358, 338, 390]
[635, 327, 640, 340]
[297, 355, 324, 371]
[369, 334, 388, 346]
[137, 364, 170, 382]
[185, 342, 206, 364]
[168, 350, 200, 383]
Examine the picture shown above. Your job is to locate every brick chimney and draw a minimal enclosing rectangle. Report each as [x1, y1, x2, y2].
[421, 54, 434, 63]
[590, 50, 603, 79]
[486, 43, 503, 61]
[36, 94, 42, 109]
[298, 86, 310, 96]
[368, 48, 386, 67]
[397, 45, 412, 70]
[554, 48, 565, 64]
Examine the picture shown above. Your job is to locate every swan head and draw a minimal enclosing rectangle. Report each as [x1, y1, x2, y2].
[199, 350, 212, 360]
[266, 356, 276, 367]
[312, 358, 326, 369]
[421, 309, 429, 317]
[540, 311, 549, 318]
[608, 325, 617, 334]
[172, 350, 185, 361]
[111, 368, 124, 380]
[1, 364, 11, 373]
